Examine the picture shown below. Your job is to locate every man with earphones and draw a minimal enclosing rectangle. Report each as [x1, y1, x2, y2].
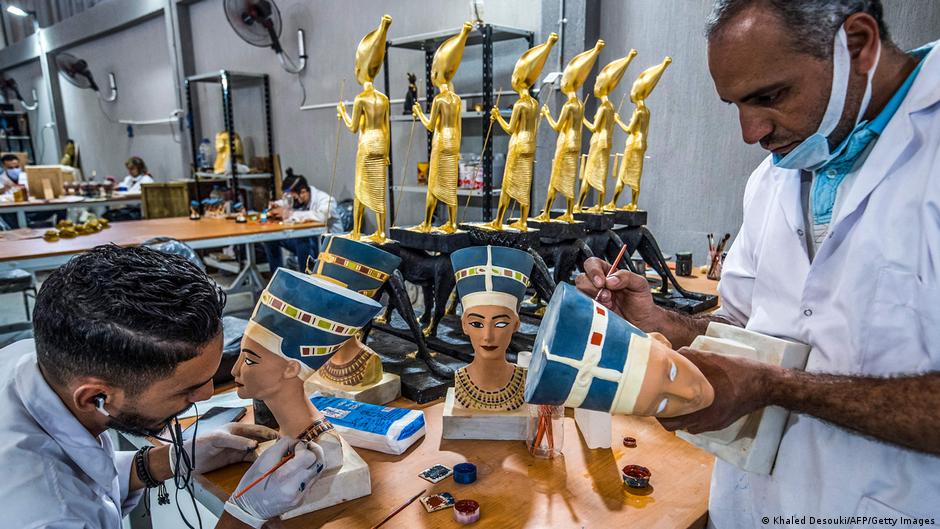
[0, 245, 325, 528]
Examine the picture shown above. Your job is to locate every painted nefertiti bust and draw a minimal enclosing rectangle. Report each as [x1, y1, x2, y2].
[337, 15, 393, 243]
[409, 22, 473, 234]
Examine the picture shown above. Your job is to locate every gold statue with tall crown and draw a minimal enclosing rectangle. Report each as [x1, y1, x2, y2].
[337, 15, 392, 243]
[409, 22, 473, 233]
[213, 131, 244, 174]
[534, 40, 605, 223]
[482, 33, 558, 232]
[606, 56, 672, 211]
[576, 50, 637, 212]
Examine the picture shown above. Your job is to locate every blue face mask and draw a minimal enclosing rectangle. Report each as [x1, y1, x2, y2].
[772, 26, 880, 171]
[5, 167, 22, 182]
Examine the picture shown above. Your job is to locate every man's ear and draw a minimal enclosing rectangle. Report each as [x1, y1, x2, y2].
[73, 379, 122, 414]
[283, 359, 302, 380]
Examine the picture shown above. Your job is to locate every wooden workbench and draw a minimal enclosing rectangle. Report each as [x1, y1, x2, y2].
[0, 217, 325, 273]
[196, 395, 713, 529]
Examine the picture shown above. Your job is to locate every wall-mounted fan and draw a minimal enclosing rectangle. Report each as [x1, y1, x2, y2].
[55, 52, 118, 101]
[224, 0, 307, 74]
[0, 77, 38, 110]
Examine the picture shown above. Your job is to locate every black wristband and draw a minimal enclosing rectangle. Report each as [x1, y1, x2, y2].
[134, 446, 162, 488]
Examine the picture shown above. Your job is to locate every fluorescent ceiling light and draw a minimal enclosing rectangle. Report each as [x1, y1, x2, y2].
[6, 5, 29, 17]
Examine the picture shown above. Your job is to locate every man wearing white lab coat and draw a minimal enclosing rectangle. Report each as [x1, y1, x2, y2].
[0, 245, 326, 528]
[578, 1, 940, 526]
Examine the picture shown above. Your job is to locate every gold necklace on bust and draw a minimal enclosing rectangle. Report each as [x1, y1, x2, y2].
[455, 365, 527, 411]
[318, 349, 375, 386]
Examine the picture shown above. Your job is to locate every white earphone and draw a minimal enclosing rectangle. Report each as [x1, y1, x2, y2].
[94, 395, 110, 417]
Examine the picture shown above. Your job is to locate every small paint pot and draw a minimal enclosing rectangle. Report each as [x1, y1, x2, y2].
[622, 465, 651, 488]
[454, 463, 477, 484]
[454, 499, 481, 524]
[676, 252, 693, 277]
[622, 437, 637, 448]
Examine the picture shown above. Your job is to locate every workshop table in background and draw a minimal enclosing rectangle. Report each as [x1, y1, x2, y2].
[0, 217, 325, 297]
[0, 194, 142, 228]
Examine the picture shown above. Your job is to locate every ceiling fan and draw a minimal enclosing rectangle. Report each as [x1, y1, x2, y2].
[224, 0, 307, 74]
[55, 52, 117, 101]
[0, 77, 38, 110]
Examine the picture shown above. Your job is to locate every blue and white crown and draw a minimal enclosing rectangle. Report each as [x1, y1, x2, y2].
[451, 245, 533, 313]
[525, 283, 650, 414]
[248, 268, 382, 371]
[311, 235, 401, 297]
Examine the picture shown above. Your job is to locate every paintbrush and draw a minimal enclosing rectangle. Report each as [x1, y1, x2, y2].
[371, 488, 427, 529]
[234, 453, 295, 499]
[595, 242, 629, 301]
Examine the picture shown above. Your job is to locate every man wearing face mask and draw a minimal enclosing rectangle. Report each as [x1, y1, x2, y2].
[0, 245, 327, 528]
[577, 1, 940, 527]
[1, 153, 24, 192]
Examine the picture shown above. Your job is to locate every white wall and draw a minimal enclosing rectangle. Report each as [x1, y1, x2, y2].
[57, 13, 183, 181]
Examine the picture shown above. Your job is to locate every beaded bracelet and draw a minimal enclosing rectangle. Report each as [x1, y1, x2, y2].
[134, 446, 162, 489]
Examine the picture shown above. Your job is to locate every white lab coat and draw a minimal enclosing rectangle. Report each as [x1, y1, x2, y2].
[118, 174, 154, 194]
[277, 184, 344, 233]
[709, 41, 940, 527]
[0, 340, 143, 528]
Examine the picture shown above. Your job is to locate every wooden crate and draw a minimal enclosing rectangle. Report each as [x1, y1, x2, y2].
[141, 182, 190, 219]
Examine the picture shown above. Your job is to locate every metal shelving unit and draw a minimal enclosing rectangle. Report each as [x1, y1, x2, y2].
[383, 24, 534, 221]
[185, 71, 275, 210]
[0, 110, 37, 163]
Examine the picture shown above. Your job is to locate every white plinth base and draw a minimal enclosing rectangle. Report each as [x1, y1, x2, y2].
[442, 387, 528, 441]
[677, 323, 810, 475]
[281, 436, 372, 519]
[305, 372, 401, 405]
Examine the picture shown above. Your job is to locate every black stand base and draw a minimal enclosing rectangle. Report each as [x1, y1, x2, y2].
[459, 223, 542, 249]
[608, 209, 648, 227]
[389, 227, 470, 253]
[512, 217, 585, 240]
[573, 211, 615, 231]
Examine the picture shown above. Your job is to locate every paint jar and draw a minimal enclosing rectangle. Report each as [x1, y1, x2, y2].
[527, 404, 564, 458]
[676, 252, 693, 277]
[631, 257, 646, 277]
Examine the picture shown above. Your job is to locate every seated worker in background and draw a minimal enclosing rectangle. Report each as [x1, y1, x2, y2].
[264, 170, 343, 272]
[1, 153, 23, 192]
[0, 245, 326, 528]
[118, 156, 154, 193]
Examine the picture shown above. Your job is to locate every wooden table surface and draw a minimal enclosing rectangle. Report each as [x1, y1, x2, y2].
[0, 217, 324, 262]
[200, 396, 714, 529]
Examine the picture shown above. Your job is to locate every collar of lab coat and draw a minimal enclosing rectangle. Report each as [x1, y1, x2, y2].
[14, 352, 120, 495]
[771, 40, 940, 237]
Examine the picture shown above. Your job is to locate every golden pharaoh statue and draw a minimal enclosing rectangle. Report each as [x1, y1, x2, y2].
[482, 33, 558, 232]
[337, 15, 393, 243]
[410, 22, 473, 234]
[576, 50, 637, 212]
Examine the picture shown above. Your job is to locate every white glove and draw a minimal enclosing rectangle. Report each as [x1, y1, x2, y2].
[171, 422, 278, 474]
[224, 437, 325, 528]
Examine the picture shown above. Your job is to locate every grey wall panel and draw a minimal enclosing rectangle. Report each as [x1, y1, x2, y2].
[57, 14, 183, 181]
[597, 0, 940, 265]
[187, 0, 540, 230]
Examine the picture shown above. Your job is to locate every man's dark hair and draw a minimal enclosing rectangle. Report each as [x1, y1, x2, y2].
[124, 155, 148, 175]
[705, 0, 890, 59]
[1, 153, 19, 164]
[34, 245, 226, 391]
[283, 170, 311, 195]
